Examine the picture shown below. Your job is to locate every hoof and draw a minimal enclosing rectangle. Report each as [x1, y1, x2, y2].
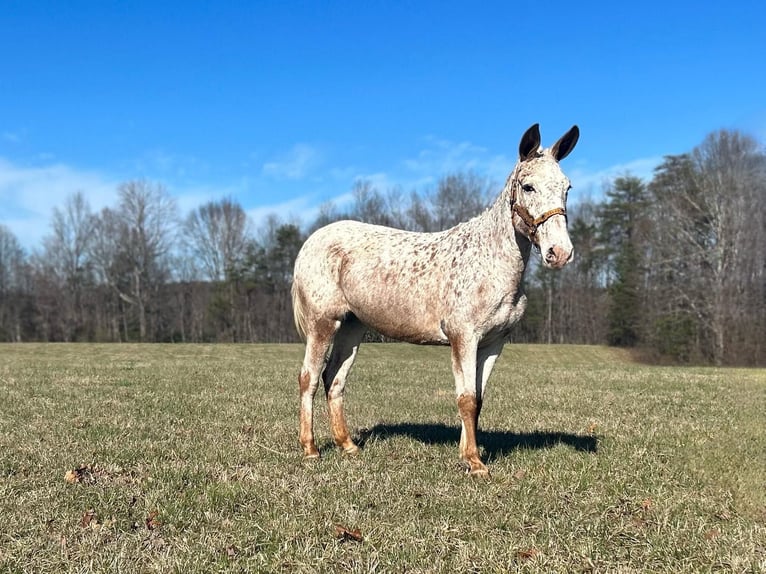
[302, 445, 320, 459]
[342, 443, 360, 455]
[460, 456, 489, 477]
[469, 466, 490, 478]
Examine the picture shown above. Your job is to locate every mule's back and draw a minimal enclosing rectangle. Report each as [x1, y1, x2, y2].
[293, 220, 452, 343]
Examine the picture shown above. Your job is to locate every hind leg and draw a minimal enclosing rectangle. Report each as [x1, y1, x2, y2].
[298, 318, 338, 458]
[323, 318, 366, 454]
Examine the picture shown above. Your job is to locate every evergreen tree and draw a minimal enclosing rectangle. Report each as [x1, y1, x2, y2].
[597, 176, 649, 347]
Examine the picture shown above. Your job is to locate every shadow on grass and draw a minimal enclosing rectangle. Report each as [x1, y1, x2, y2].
[357, 422, 597, 461]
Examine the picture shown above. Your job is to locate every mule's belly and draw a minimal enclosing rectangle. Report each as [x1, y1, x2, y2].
[346, 292, 449, 345]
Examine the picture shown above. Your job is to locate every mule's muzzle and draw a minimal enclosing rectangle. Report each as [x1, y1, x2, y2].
[544, 245, 573, 269]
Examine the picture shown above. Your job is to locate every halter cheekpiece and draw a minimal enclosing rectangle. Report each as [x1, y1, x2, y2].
[509, 174, 567, 244]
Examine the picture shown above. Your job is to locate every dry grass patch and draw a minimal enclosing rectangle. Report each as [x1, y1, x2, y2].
[0, 343, 764, 573]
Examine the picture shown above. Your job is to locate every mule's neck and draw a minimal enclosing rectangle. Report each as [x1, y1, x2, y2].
[440, 160, 533, 280]
[472, 163, 533, 268]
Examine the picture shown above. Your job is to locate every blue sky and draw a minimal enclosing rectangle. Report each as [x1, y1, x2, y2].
[1, 1, 764, 249]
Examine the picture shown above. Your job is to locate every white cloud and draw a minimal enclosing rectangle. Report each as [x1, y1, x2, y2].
[0, 137, 669, 254]
[244, 194, 323, 234]
[130, 149, 211, 181]
[0, 156, 254, 251]
[0, 158, 120, 250]
[400, 137, 664, 200]
[349, 171, 391, 190]
[171, 179, 254, 218]
[405, 137, 486, 174]
[398, 136, 514, 190]
[261, 143, 321, 180]
[568, 156, 664, 197]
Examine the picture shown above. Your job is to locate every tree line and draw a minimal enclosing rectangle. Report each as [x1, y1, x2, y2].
[1, 128, 764, 365]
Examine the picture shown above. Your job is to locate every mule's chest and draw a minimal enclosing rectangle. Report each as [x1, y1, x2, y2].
[483, 291, 528, 337]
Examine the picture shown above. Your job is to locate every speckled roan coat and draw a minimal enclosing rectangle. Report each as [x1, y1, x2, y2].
[292, 124, 579, 475]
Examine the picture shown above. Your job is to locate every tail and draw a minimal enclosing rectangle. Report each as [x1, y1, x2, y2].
[291, 281, 308, 342]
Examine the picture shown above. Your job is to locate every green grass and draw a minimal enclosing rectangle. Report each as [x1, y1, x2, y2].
[0, 343, 764, 573]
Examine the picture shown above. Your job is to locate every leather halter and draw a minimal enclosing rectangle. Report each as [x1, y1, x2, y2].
[509, 174, 567, 244]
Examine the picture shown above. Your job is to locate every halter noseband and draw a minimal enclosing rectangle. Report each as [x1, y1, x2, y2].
[509, 173, 567, 244]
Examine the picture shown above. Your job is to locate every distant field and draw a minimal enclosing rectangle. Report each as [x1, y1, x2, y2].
[1, 343, 764, 573]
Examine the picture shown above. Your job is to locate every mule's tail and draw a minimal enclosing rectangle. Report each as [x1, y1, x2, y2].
[291, 281, 308, 342]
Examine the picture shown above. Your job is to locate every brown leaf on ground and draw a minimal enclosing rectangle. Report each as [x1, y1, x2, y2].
[641, 497, 653, 511]
[80, 509, 98, 528]
[64, 464, 98, 485]
[516, 547, 539, 561]
[512, 469, 527, 480]
[225, 545, 238, 560]
[586, 421, 599, 434]
[704, 528, 721, 540]
[334, 524, 363, 542]
[145, 510, 161, 530]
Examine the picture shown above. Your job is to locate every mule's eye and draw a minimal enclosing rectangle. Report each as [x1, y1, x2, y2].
[522, 183, 535, 193]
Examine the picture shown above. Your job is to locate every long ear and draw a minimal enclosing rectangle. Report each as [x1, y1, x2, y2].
[519, 123, 541, 161]
[551, 125, 579, 161]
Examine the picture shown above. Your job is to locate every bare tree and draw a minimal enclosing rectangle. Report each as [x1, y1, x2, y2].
[309, 200, 345, 233]
[648, 130, 766, 364]
[406, 190, 435, 232]
[182, 198, 250, 281]
[0, 225, 26, 341]
[349, 180, 392, 226]
[119, 180, 177, 341]
[553, 200, 608, 344]
[430, 171, 493, 231]
[403, 172, 493, 232]
[90, 181, 177, 341]
[39, 192, 95, 340]
[90, 207, 129, 340]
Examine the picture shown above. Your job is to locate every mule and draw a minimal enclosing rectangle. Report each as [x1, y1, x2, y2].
[291, 123, 579, 475]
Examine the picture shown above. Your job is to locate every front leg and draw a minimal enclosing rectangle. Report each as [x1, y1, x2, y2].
[450, 335, 488, 476]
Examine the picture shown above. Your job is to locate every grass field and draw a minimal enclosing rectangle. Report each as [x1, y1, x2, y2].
[0, 343, 764, 573]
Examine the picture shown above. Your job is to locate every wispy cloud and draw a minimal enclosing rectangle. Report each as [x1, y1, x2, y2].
[0, 139, 668, 254]
[568, 156, 664, 197]
[245, 194, 320, 230]
[130, 148, 210, 180]
[401, 137, 664, 200]
[0, 158, 120, 250]
[401, 136, 512, 187]
[261, 143, 321, 180]
[0, 154, 262, 250]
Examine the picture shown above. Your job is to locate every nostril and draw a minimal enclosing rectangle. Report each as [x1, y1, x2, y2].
[545, 247, 556, 262]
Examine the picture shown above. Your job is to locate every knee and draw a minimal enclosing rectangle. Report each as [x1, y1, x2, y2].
[457, 393, 479, 420]
[326, 378, 346, 400]
[299, 369, 318, 395]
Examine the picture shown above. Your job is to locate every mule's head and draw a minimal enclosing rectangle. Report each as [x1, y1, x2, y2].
[508, 123, 579, 269]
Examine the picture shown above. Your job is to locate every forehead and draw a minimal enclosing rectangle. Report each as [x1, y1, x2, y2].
[518, 154, 568, 184]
